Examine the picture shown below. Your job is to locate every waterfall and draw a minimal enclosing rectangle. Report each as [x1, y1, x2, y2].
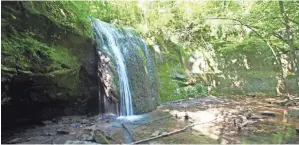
[92, 19, 133, 116]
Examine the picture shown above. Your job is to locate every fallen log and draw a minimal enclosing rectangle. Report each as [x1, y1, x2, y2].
[131, 121, 212, 144]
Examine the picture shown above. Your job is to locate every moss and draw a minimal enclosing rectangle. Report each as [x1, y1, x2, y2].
[137, 47, 148, 74]
[240, 126, 299, 144]
[22, 1, 93, 38]
[93, 134, 110, 144]
[158, 63, 185, 102]
[1, 2, 92, 102]
[137, 48, 147, 66]
[1, 34, 83, 98]
[2, 37, 78, 75]
[51, 68, 80, 97]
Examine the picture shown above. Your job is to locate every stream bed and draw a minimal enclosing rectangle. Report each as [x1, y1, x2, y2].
[2, 96, 299, 144]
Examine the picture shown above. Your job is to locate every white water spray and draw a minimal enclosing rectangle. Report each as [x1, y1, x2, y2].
[92, 19, 133, 116]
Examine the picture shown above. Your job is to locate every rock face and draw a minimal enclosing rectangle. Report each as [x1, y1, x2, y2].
[1, 2, 98, 128]
[125, 41, 159, 114]
[92, 19, 158, 115]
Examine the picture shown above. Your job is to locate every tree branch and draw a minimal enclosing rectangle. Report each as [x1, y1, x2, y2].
[207, 17, 279, 64]
[288, 18, 299, 25]
[271, 16, 299, 26]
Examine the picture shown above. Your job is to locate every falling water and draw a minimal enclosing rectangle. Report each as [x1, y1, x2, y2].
[92, 19, 133, 116]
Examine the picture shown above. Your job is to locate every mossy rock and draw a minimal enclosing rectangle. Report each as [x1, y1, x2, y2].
[93, 134, 110, 144]
[1, 1, 98, 127]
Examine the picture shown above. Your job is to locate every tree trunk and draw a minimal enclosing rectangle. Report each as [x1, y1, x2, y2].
[279, 1, 299, 91]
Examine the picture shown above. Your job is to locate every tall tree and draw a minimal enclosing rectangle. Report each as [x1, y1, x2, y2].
[279, 1, 299, 90]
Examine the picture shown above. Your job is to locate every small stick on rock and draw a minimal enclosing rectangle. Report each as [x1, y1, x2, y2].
[131, 121, 213, 144]
[122, 124, 135, 142]
[233, 119, 237, 127]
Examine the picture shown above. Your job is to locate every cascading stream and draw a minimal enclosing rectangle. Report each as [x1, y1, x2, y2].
[92, 19, 133, 116]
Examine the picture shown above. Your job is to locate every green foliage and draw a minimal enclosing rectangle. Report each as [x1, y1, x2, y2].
[218, 37, 268, 54]
[89, 1, 141, 27]
[178, 83, 208, 98]
[158, 63, 185, 102]
[158, 61, 208, 102]
[271, 126, 298, 143]
[24, 1, 92, 37]
[194, 83, 208, 95]
[4, 0, 299, 100]
[15, 1, 299, 58]
[2, 37, 78, 73]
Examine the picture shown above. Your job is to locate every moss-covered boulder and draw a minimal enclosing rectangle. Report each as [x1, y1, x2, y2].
[1, 1, 98, 127]
[124, 40, 158, 114]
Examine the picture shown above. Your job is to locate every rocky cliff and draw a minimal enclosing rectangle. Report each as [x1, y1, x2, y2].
[1, 1, 98, 128]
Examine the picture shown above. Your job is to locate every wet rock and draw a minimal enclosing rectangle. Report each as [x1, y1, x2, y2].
[95, 24, 159, 115]
[151, 131, 160, 136]
[8, 138, 21, 143]
[98, 115, 118, 121]
[65, 140, 96, 144]
[57, 130, 70, 135]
